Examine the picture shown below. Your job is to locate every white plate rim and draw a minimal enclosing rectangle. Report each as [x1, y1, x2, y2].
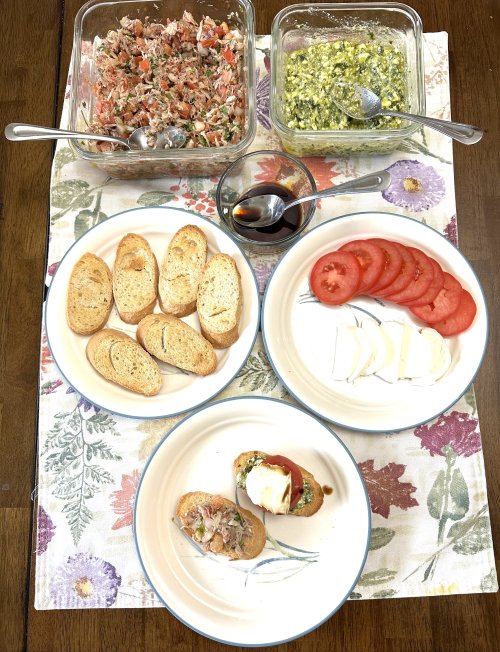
[261, 211, 489, 434]
[44, 206, 260, 419]
[133, 395, 371, 647]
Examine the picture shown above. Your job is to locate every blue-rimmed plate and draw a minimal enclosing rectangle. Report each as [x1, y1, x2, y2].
[45, 207, 260, 419]
[261, 212, 488, 433]
[134, 397, 370, 646]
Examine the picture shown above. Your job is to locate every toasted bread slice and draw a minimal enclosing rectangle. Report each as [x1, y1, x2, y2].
[67, 253, 113, 335]
[137, 313, 217, 376]
[176, 492, 266, 560]
[86, 328, 162, 396]
[159, 225, 208, 317]
[234, 451, 324, 517]
[113, 233, 159, 324]
[196, 254, 242, 348]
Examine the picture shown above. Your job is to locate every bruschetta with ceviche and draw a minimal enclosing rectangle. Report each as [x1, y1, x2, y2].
[234, 452, 324, 517]
[175, 492, 266, 560]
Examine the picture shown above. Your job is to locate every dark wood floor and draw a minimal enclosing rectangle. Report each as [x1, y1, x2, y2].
[1, 1, 499, 650]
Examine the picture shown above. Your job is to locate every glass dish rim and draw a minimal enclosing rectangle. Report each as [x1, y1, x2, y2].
[68, 0, 256, 161]
[216, 148, 318, 248]
[270, 1, 425, 140]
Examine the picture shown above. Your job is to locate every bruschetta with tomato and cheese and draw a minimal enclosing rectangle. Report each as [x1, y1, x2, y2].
[233, 451, 324, 517]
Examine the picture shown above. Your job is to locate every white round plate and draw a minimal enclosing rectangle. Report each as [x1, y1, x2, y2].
[45, 207, 259, 418]
[262, 212, 488, 433]
[134, 397, 370, 646]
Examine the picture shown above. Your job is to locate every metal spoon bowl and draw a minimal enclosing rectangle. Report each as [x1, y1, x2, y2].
[332, 83, 483, 145]
[232, 170, 391, 228]
[4, 123, 187, 150]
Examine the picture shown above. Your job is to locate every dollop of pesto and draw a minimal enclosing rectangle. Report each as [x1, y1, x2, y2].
[283, 39, 407, 131]
[291, 480, 313, 512]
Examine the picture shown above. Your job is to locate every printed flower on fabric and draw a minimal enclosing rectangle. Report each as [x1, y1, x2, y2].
[50, 553, 121, 608]
[66, 386, 100, 413]
[253, 261, 276, 294]
[37, 506, 56, 555]
[256, 54, 271, 130]
[383, 160, 445, 212]
[443, 214, 458, 246]
[110, 469, 140, 530]
[358, 459, 418, 518]
[40, 334, 54, 375]
[414, 411, 481, 458]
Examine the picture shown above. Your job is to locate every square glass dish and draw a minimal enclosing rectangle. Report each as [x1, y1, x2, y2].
[270, 2, 425, 156]
[69, 0, 256, 178]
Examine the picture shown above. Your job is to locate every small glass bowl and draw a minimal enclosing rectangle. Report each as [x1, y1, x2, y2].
[69, 0, 256, 179]
[270, 2, 425, 156]
[216, 150, 317, 255]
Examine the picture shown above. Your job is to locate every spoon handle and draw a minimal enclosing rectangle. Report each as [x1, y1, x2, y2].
[4, 123, 129, 147]
[286, 170, 391, 209]
[381, 112, 483, 145]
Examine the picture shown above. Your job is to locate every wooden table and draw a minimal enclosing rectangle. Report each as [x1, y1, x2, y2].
[1, 1, 498, 650]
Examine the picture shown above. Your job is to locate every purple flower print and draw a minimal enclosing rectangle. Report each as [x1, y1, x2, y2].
[66, 386, 100, 413]
[47, 262, 59, 277]
[443, 214, 458, 246]
[50, 553, 121, 608]
[383, 160, 446, 212]
[414, 411, 481, 458]
[253, 261, 275, 294]
[37, 506, 56, 555]
[256, 71, 271, 130]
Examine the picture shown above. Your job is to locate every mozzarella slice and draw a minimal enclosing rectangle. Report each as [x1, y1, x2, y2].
[361, 319, 394, 376]
[411, 328, 452, 385]
[399, 324, 434, 379]
[376, 321, 405, 383]
[245, 463, 291, 514]
[332, 324, 361, 381]
[348, 327, 375, 382]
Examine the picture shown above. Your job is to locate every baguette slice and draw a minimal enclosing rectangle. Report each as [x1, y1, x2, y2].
[67, 253, 113, 335]
[137, 313, 217, 376]
[176, 492, 266, 560]
[159, 225, 208, 317]
[86, 329, 162, 396]
[234, 451, 324, 517]
[113, 233, 159, 324]
[196, 253, 242, 348]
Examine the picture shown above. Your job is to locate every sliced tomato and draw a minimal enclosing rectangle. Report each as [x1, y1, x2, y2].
[432, 289, 477, 336]
[410, 272, 463, 323]
[384, 247, 434, 304]
[310, 251, 362, 305]
[404, 258, 445, 307]
[366, 238, 403, 293]
[373, 243, 416, 297]
[264, 455, 303, 508]
[339, 240, 385, 294]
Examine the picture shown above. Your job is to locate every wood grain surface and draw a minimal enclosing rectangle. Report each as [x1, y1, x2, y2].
[0, 1, 498, 650]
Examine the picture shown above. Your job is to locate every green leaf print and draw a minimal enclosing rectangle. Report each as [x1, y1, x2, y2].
[427, 470, 446, 520]
[358, 568, 397, 586]
[349, 592, 362, 600]
[54, 146, 77, 172]
[43, 403, 121, 544]
[371, 589, 398, 599]
[480, 569, 498, 592]
[369, 527, 396, 551]
[463, 385, 477, 414]
[137, 191, 175, 206]
[446, 467, 469, 521]
[51, 179, 92, 209]
[236, 351, 278, 394]
[74, 191, 107, 240]
[450, 516, 492, 555]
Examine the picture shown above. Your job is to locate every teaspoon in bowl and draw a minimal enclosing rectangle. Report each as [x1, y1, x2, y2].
[331, 83, 483, 145]
[232, 170, 391, 228]
[4, 123, 187, 150]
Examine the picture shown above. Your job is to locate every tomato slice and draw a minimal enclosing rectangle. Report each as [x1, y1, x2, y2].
[366, 238, 403, 293]
[384, 247, 434, 304]
[404, 258, 445, 307]
[264, 455, 304, 508]
[373, 243, 416, 297]
[431, 290, 477, 336]
[310, 251, 362, 305]
[410, 272, 463, 323]
[339, 240, 385, 294]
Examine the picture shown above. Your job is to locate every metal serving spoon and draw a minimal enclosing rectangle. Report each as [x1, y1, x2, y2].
[4, 123, 187, 150]
[232, 170, 391, 228]
[331, 82, 483, 145]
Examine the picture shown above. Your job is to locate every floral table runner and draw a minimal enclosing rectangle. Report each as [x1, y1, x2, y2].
[35, 34, 497, 610]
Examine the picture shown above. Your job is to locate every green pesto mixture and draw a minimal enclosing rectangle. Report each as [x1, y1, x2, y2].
[283, 39, 407, 131]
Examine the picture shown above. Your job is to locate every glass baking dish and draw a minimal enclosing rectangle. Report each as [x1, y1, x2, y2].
[69, 0, 256, 178]
[270, 2, 425, 156]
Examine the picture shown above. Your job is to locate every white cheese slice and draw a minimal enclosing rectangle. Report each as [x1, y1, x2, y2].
[361, 319, 394, 376]
[376, 321, 405, 383]
[245, 463, 291, 514]
[332, 324, 361, 381]
[411, 328, 452, 385]
[399, 324, 434, 379]
[348, 327, 375, 382]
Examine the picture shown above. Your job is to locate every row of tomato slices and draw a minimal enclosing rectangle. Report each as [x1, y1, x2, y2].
[309, 238, 477, 336]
